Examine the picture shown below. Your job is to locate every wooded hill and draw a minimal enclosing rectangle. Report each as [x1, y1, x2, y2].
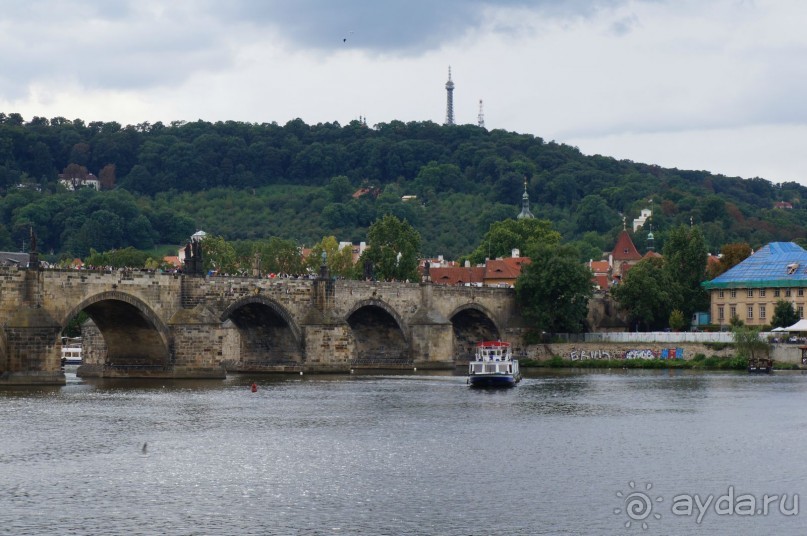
[0, 112, 805, 261]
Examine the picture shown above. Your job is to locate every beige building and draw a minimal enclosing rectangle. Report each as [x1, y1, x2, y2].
[702, 242, 807, 327]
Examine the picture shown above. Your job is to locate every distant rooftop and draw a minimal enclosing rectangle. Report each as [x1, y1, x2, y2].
[703, 242, 807, 289]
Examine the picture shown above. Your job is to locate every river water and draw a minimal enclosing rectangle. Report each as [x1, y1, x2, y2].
[1, 368, 806, 535]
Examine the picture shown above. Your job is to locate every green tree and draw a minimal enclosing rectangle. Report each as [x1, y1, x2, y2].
[126, 214, 158, 250]
[514, 244, 594, 334]
[201, 235, 239, 274]
[306, 236, 357, 278]
[662, 225, 709, 319]
[575, 194, 620, 234]
[327, 175, 353, 203]
[732, 326, 770, 362]
[706, 242, 753, 280]
[611, 256, 671, 331]
[361, 214, 421, 281]
[66, 209, 124, 256]
[466, 218, 561, 264]
[253, 237, 304, 275]
[771, 299, 799, 329]
[669, 309, 687, 331]
[109, 247, 150, 268]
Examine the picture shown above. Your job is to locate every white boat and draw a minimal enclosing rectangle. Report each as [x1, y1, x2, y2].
[467, 341, 521, 387]
[61, 337, 82, 365]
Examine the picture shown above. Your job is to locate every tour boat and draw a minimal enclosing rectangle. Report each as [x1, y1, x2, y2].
[61, 337, 83, 365]
[467, 341, 521, 387]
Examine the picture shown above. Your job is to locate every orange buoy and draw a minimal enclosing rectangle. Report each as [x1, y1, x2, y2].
[251, 382, 257, 393]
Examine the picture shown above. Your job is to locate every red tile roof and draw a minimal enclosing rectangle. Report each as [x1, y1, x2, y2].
[483, 257, 530, 280]
[429, 266, 485, 285]
[589, 260, 610, 274]
[611, 230, 642, 261]
[163, 256, 181, 267]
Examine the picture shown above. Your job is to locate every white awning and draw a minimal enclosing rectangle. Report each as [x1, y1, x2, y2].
[783, 319, 807, 332]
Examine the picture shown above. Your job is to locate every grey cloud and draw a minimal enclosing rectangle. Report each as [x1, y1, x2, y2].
[215, 0, 626, 53]
[0, 1, 233, 98]
[0, 0, 633, 100]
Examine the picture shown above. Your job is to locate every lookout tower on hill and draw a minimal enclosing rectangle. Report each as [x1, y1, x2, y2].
[444, 66, 455, 126]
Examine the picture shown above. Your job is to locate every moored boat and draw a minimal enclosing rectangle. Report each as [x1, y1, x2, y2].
[467, 341, 521, 387]
[748, 356, 772, 373]
[61, 337, 82, 365]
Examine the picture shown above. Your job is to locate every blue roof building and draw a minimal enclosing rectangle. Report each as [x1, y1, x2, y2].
[703, 242, 807, 326]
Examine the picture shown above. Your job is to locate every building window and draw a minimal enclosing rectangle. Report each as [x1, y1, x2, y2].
[759, 305, 766, 320]
[775, 289, 781, 297]
[746, 289, 753, 298]
[730, 306, 737, 320]
[760, 289, 766, 298]
[730, 289, 737, 298]
[747, 306, 754, 320]
[800, 306, 805, 319]
[800, 289, 804, 297]
[718, 306, 725, 321]
[786, 289, 792, 297]
[718, 290, 724, 299]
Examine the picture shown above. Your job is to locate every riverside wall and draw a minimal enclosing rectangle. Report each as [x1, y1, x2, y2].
[522, 342, 735, 362]
[523, 339, 805, 365]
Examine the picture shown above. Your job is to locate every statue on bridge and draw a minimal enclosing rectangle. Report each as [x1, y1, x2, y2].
[28, 226, 40, 270]
[363, 259, 374, 281]
[182, 240, 205, 276]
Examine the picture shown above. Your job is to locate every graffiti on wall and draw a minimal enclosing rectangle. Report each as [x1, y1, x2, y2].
[624, 349, 657, 360]
[569, 349, 612, 361]
[660, 348, 684, 359]
[567, 348, 685, 360]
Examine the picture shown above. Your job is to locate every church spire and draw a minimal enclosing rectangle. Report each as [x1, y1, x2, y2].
[517, 178, 534, 219]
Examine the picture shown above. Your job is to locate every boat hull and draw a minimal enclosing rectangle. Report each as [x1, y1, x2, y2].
[468, 374, 519, 387]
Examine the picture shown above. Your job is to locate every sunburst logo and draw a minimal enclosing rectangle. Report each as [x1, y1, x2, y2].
[615, 481, 663, 529]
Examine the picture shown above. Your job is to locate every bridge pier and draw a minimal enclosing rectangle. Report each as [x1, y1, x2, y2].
[300, 265, 355, 371]
[409, 283, 454, 367]
[1, 307, 64, 385]
[167, 305, 227, 378]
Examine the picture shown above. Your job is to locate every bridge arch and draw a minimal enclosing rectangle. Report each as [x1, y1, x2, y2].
[62, 291, 172, 367]
[220, 295, 303, 365]
[346, 298, 410, 366]
[449, 303, 502, 361]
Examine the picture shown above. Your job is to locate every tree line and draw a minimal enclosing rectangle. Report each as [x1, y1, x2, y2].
[1, 113, 806, 260]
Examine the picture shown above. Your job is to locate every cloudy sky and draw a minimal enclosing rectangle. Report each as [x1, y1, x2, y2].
[2, 0, 806, 185]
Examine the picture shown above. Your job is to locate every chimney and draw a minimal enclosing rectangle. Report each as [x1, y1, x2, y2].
[512, 248, 520, 258]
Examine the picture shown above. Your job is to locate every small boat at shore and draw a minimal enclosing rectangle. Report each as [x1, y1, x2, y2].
[748, 356, 772, 373]
[61, 337, 82, 365]
[467, 341, 521, 387]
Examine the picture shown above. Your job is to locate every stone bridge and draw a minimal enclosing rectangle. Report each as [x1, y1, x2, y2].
[0, 266, 526, 385]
